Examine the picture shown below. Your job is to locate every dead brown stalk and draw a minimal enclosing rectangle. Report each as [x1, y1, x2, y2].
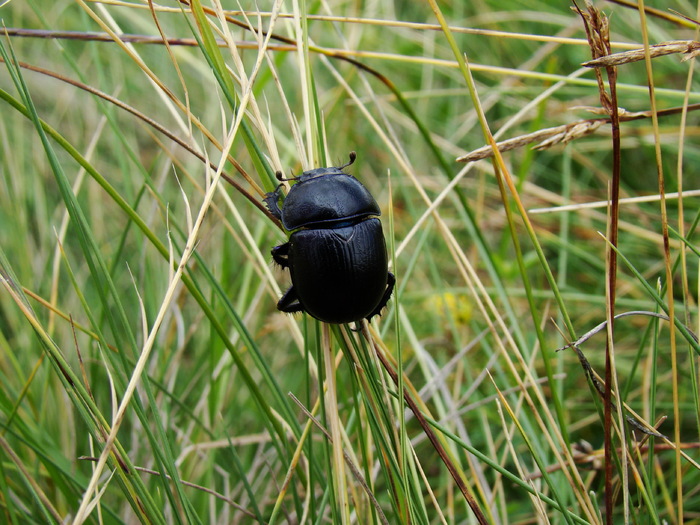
[573, 2, 622, 523]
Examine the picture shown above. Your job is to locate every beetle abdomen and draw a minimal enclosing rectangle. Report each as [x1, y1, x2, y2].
[288, 219, 389, 324]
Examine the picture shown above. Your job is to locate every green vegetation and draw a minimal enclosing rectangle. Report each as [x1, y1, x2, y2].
[0, 1, 698, 523]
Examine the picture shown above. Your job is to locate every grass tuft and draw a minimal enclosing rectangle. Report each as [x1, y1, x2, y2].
[1, 1, 699, 523]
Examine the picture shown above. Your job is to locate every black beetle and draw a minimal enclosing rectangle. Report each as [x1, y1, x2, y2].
[264, 152, 395, 324]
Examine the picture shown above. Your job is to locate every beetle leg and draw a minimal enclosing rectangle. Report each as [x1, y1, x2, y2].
[271, 243, 290, 268]
[366, 272, 396, 321]
[277, 286, 305, 314]
[263, 183, 285, 220]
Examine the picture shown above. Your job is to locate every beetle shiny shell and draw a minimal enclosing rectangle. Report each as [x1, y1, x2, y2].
[279, 173, 381, 231]
[264, 152, 395, 324]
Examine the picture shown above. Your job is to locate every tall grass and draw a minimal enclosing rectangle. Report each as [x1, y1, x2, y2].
[0, 1, 698, 523]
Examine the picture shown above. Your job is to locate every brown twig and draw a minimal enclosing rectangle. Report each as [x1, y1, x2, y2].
[573, 2, 621, 523]
[2, 27, 267, 47]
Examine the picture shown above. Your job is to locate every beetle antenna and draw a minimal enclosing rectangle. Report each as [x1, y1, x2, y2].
[276, 170, 296, 182]
[338, 151, 357, 170]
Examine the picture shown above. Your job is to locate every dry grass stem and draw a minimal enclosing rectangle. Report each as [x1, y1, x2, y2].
[288, 393, 391, 525]
[529, 188, 700, 214]
[458, 100, 700, 163]
[574, 2, 626, 523]
[78, 456, 262, 519]
[583, 40, 700, 67]
[457, 120, 604, 163]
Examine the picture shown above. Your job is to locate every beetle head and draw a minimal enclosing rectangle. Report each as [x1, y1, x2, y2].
[275, 151, 380, 231]
[275, 151, 356, 183]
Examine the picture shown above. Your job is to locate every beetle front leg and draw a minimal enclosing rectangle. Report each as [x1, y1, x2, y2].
[263, 183, 285, 220]
[271, 243, 290, 268]
[277, 286, 305, 314]
[366, 272, 396, 321]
